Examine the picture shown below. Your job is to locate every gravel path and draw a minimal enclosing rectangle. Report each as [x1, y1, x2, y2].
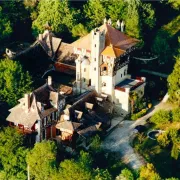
[102, 101, 174, 170]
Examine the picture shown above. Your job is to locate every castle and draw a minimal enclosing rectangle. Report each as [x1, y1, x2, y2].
[72, 23, 146, 113]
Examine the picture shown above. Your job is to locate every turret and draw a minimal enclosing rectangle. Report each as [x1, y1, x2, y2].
[90, 28, 105, 93]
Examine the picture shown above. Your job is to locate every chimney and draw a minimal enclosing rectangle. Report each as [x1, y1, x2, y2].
[24, 94, 30, 111]
[47, 76, 52, 86]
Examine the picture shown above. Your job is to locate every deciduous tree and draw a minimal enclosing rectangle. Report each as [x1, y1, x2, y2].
[26, 141, 57, 180]
[0, 58, 32, 107]
[0, 127, 28, 180]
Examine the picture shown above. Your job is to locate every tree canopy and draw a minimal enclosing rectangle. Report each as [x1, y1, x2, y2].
[32, 0, 78, 36]
[26, 141, 57, 180]
[0, 58, 32, 107]
[0, 127, 28, 180]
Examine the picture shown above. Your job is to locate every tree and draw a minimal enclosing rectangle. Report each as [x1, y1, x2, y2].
[58, 151, 93, 180]
[139, 163, 161, 180]
[0, 127, 28, 180]
[129, 91, 138, 114]
[125, 0, 156, 39]
[172, 108, 180, 122]
[83, 0, 106, 29]
[107, 0, 127, 23]
[72, 23, 88, 38]
[116, 168, 134, 180]
[0, 6, 12, 43]
[32, 0, 79, 36]
[0, 58, 32, 107]
[94, 168, 112, 180]
[167, 0, 180, 10]
[150, 110, 171, 125]
[168, 56, 180, 105]
[26, 141, 57, 180]
[89, 134, 102, 153]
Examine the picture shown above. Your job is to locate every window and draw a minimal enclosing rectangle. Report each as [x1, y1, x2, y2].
[95, 44, 96, 47]
[84, 68, 86, 72]
[121, 74, 122, 77]
[103, 67, 107, 71]
[124, 70, 126, 76]
[84, 78, 86, 82]
[94, 58, 96, 61]
[94, 67, 96, 71]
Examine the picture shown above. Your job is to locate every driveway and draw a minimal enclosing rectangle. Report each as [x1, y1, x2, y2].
[102, 101, 174, 170]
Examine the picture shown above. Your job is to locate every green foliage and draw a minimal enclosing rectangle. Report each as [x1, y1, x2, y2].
[152, 16, 180, 64]
[139, 163, 161, 180]
[168, 55, 180, 105]
[150, 110, 171, 125]
[26, 141, 57, 180]
[58, 158, 92, 180]
[167, 0, 180, 10]
[93, 168, 112, 180]
[107, 0, 127, 23]
[0, 58, 32, 107]
[89, 134, 102, 153]
[157, 132, 170, 147]
[72, 23, 88, 38]
[0, 127, 28, 180]
[32, 0, 79, 36]
[125, 0, 156, 39]
[0, 6, 12, 42]
[172, 108, 180, 122]
[116, 168, 134, 180]
[131, 109, 147, 120]
[83, 0, 106, 29]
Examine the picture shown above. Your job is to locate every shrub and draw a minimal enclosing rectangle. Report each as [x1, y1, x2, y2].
[131, 109, 147, 120]
[157, 132, 170, 147]
[172, 108, 180, 122]
[139, 163, 161, 180]
[150, 110, 171, 125]
[116, 168, 134, 180]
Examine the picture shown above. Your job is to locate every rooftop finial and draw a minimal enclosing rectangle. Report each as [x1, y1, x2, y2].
[104, 18, 107, 24]
[108, 18, 112, 26]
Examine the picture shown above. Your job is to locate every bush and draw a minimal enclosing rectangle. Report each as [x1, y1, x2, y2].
[139, 163, 161, 180]
[157, 132, 170, 147]
[150, 110, 171, 125]
[131, 109, 147, 120]
[116, 168, 134, 180]
[172, 108, 180, 122]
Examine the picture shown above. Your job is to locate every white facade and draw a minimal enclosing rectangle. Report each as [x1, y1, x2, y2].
[74, 27, 146, 113]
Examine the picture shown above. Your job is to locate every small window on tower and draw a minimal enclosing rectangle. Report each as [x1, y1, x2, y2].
[95, 44, 96, 47]
[84, 68, 86, 72]
[94, 67, 96, 71]
[94, 58, 96, 61]
[124, 70, 126, 76]
[121, 74, 122, 77]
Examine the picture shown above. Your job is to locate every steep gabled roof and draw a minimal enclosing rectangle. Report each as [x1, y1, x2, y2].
[71, 24, 139, 56]
[101, 46, 125, 58]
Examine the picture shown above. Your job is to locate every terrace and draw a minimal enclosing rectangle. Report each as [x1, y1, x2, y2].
[115, 78, 144, 92]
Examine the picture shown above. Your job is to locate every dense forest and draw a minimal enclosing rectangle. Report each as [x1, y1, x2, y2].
[0, 0, 180, 179]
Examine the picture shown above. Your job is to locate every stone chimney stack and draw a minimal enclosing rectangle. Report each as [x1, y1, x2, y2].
[24, 94, 30, 111]
[47, 76, 52, 86]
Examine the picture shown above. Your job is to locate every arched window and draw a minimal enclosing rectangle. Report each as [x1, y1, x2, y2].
[84, 68, 86, 72]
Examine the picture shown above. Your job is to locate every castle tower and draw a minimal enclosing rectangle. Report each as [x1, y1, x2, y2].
[90, 28, 105, 93]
